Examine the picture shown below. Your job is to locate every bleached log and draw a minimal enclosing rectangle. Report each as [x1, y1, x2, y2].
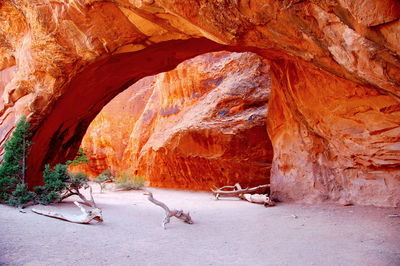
[31, 201, 103, 224]
[212, 183, 270, 199]
[144, 191, 193, 229]
[241, 193, 275, 207]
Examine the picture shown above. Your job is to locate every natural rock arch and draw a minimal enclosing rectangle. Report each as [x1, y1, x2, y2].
[1, 0, 399, 206]
[26, 38, 231, 188]
[72, 51, 274, 190]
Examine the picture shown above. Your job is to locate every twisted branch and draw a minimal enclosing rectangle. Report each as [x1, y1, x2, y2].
[144, 191, 193, 229]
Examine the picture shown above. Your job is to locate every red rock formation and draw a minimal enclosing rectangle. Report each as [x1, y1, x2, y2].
[70, 77, 155, 177]
[0, 0, 399, 205]
[268, 58, 400, 206]
[78, 52, 272, 190]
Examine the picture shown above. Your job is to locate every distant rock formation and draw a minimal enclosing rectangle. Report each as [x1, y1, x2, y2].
[76, 52, 273, 190]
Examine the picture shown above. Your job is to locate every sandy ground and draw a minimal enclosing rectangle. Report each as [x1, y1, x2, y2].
[0, 185, 399, 266]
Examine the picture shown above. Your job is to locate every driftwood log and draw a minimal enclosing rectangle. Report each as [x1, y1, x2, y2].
[31, 201, 103, 224]
[212, 183, 275, 207]
[144, 191, 193, 229]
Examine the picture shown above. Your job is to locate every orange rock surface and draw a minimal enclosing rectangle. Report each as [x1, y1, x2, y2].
[77, 52, 272, 190]
[0, 0, 399, 205]
[268, 58, 400, 206]
[70, 76, 155, 177]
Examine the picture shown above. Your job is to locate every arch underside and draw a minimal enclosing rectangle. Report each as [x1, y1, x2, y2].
[23, 37, 400, 206]
[1, 0, 398, 206]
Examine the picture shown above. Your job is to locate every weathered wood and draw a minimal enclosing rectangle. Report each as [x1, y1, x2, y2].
[212, 183, 270, 199]
[212, 183, 275, 206]
[31, 201, 103, 224]
[240, 193, 276, 207]
[144, 191, 193, 229]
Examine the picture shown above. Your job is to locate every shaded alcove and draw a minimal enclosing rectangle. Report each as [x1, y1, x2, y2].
[71, 51, 274, 190]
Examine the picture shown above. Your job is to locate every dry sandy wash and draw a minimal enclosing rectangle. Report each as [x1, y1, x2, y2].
[1, 186, 399, 266]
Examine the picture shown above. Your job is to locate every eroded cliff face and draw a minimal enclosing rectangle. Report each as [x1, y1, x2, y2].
[78, 52, 272, 190]
[268, 58, 400, 206]
[70, 76, 155, 177]
[0, 0, 399, 205]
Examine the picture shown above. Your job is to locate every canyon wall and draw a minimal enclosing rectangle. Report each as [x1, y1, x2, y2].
[0, 0, 399, 205]
[268, 58, 400, 206]
[70, 76, 155, 177]
[78, 52, 273, 190]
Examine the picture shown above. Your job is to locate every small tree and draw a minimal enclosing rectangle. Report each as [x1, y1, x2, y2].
[0, 116, 33, 204]
[94, 169, 114, 193]
[35, 163, 70, 204]
[35, 164, 94, 206]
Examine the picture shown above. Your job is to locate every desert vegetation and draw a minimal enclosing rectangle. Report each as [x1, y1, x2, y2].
[114, 169, 145, 191]
[0, 117, 93, 208]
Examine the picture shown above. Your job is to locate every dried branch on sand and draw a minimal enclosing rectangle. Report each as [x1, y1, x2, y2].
[31, 201, 103, 224]
[32, 184, 103, 224]
[144, 191, 193, 229]
[212, 183, 275, 207]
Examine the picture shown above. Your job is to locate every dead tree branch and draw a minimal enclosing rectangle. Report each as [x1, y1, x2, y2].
[212, 183, 270, 199]
[212, 183, 275, 207]
[241, 193, 276, 207]
[144, 191, 193, 229]
[31, 201, 103, 224]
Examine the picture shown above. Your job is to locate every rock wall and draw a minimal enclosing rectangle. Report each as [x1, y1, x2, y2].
[77, 52, 273, 190]
[70, 76, 155, 177]
[268, 58, 400, 206]
[0, 0, 399, 205]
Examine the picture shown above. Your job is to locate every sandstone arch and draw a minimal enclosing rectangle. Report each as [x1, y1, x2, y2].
[74, 51, 274, 190]
[1, 0, 399, 206]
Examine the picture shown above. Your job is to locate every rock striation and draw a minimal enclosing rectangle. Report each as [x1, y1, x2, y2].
[268, 58, 400, 206]
[77, 52, 272, 190]
[0, 0, 399, 206]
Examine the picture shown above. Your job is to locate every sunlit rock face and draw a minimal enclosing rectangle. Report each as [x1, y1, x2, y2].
[0, 0, 399, 205]
[78, 52, 273, 190]
[70, 76, 155, 177]
[268, 58, 400, 207]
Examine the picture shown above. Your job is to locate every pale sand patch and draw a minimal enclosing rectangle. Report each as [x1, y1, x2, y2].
[0, 185, 399, 266]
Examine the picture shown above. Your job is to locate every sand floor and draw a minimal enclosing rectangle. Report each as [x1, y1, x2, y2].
[1, 186, 399, 266]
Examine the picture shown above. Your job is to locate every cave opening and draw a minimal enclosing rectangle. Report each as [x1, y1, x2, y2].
[71, 51, 274, 191]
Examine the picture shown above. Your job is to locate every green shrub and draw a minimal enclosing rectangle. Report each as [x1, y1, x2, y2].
[0, 117, 93, 207]
[35, 165, 89, 205]
[35, 164, 70, 204]
[94, 170, 114, 192]
[7, 184, 35, 207]
[115, 169, 145, 191]
[0, 176, 18, 203]
[68, 172, 88, 185]
[94, 169, 113, 183]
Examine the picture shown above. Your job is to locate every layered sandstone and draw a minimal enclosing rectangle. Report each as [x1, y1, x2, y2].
[78, 52, 272, 190]
[0, 0, 399, 206]
[268, 58, 400, 206]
